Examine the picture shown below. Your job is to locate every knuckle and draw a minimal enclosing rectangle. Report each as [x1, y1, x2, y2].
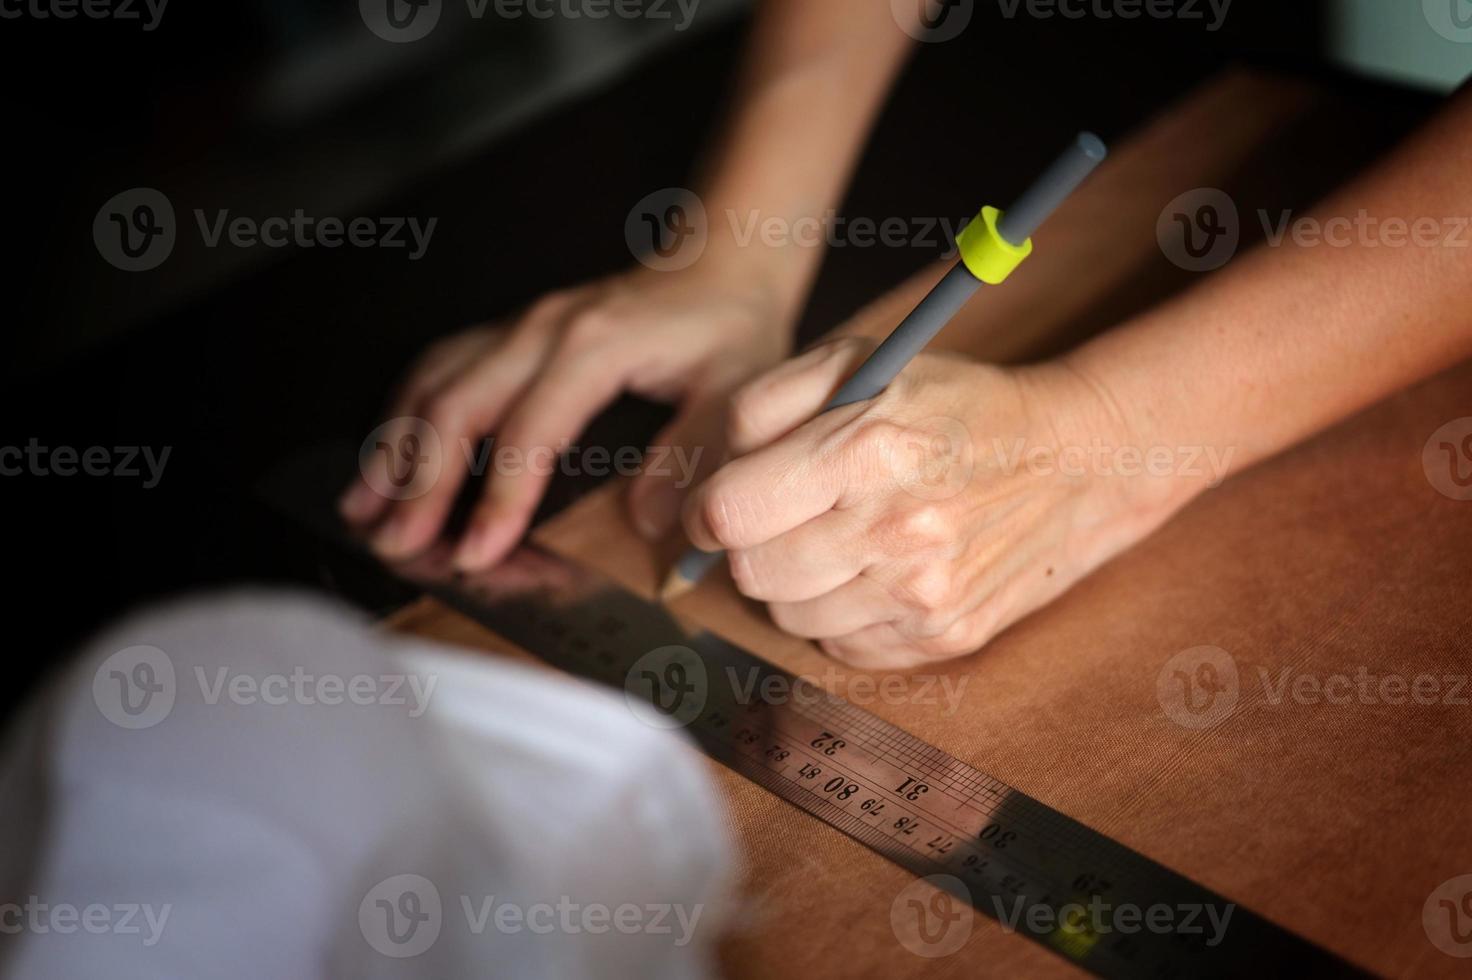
[830, 414, 906, 470]
[725, 382, 770, 450]
[847, 414, 900, 456]
[878, 504, 952, 551]
[563, 310, 617, 349]
[915, 625, 979, 659]
[526, 290, 572, 321]
[894, 566, 955, 617]
[423, 389, 467, 428]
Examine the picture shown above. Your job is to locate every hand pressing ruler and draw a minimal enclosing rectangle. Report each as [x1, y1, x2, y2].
[386, 544, 1362, 979]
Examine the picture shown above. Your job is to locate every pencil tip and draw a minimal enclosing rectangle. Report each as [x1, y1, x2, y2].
[660, 567, 697, 602]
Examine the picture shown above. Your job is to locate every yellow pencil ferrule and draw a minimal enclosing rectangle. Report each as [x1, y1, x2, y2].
[955, 205, 1033, 285]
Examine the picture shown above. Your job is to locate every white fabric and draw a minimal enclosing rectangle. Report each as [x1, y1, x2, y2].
[0, 592, 732, 979]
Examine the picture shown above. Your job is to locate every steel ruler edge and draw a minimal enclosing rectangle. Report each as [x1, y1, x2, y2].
[395, 547, 1365, 980]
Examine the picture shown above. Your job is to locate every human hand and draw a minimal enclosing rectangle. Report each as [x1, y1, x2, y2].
[679, 338, 1195, 668]
[339, 264, 791, 569]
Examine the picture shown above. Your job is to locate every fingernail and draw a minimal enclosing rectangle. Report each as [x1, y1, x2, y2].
[338, 482, 378, 523]
[631, 481, 679, 540]
[454, 523, 493, 571]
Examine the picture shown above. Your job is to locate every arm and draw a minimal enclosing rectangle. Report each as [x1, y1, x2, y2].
[678, 85, 1472, 668]
[1067, 83, 1472, 511]
[342, 0, 914, 568]
[694, 0, 916, 320]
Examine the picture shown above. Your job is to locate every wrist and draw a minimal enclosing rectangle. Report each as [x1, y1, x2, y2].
[1019, 356, 1211, 534]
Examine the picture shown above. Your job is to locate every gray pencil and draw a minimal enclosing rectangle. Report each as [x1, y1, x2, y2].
[662, 132, 1108, 600]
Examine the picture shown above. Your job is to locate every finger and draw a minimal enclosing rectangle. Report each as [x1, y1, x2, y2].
[371, 323, 556, 559]
[727, 507, 871, 602]
[455, 350, 632, 570]
[340, 329, 499, 525]
[726, 336, 875, 457]
[767, 574, 901, 640]
[626, 394, 726, 540]
[681, 401, 887, 552]
[818, 605, 998, 670]
[817, 622, 944, 671]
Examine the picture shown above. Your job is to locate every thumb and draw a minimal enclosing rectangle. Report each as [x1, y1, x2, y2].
[725, 335, 877, 459]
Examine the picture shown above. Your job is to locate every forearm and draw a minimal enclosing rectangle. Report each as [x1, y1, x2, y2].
[1067, 83, 1472, 498]
[697, 0, 914, 320]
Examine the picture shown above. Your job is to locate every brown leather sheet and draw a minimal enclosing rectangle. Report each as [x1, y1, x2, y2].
[388, 71, 1472, 977]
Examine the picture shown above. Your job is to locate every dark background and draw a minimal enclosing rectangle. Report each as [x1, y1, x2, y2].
[3, 0, 1443, 714]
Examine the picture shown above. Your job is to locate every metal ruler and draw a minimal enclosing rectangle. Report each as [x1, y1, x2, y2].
[389, 544, 1362, 979]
